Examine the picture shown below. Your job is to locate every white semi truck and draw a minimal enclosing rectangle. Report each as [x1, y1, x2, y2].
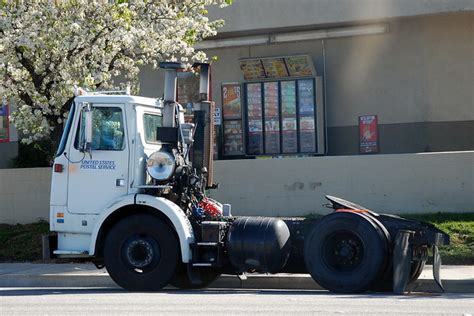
[47, 62, 449, 293]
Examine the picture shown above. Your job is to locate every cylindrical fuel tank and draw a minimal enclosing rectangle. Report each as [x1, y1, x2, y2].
[227, 217, 291, 273]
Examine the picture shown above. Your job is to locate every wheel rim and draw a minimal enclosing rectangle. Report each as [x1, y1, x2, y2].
[121, 234, 161, 273]
[322, 231, 364, 272]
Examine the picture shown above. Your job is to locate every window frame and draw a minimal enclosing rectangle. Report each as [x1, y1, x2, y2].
[142, 112, 163, 145]
[73, 104, 127, 152]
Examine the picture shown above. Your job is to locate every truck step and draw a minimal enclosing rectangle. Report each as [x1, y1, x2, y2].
[192, 263, 213, 267]
[196, 242, 218, 246]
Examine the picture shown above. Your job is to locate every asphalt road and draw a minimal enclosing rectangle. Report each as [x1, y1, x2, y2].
[0, 287, 473, 316]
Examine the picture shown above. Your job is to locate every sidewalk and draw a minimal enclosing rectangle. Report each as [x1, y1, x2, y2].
[0, 263, 472, 293]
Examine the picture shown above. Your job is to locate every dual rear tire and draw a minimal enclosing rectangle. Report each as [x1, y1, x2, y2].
[304, 212, 389, 293]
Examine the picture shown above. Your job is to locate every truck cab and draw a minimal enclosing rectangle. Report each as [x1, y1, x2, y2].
[51, 94, 164, 253]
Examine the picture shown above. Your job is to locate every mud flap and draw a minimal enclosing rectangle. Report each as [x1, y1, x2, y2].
[187, 263, 203, 285]
[393, 230, 414, 294]
[432, 245, 444, 292]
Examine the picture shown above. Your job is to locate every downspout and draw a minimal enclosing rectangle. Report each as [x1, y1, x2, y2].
[322, 39, 329, 155]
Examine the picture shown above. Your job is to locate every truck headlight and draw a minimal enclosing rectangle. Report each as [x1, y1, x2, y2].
[147, 151, 176, 181]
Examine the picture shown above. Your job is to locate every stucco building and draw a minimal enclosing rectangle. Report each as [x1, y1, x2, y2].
[1, 0, 473, 166]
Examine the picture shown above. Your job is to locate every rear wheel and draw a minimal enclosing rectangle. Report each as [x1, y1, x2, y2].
[408, 260, 425, 284]
[104, 214, 179, 291]
[304, 212, 389, 293]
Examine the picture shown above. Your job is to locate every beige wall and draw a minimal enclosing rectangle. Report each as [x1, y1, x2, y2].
[139, 13, 474, 127]
[210, 151, 474, 216]
[0, 168, 51, 224]
[209, 0, 474, 34]
[200, 13, 474, 128]
[1, 152, 472, 224]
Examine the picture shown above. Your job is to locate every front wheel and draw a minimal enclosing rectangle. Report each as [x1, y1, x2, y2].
[104, 214, 179, 291]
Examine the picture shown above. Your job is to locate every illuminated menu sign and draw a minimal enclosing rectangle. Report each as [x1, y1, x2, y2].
[240, 59, 266, 81]
[261, 58, 288, 78]
[263, 82, 280, 153]
[281, 81, 297, 153]
[285, 55, 314, 77]
[246, 83, 263, 154]
[298, 79, 316, 153]
[222, 83, 242, 119]
[240, 55, 315, 80]
[222, 83, 245, 155]
[223, 120, 244, 155]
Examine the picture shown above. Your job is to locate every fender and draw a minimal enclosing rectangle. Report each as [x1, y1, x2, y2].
[89, 194, 195, 263]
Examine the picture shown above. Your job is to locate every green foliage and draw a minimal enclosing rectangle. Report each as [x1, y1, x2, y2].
[0, 221, 50, 262]
[11, 139, 54, 168]
[401, 213, 474, 265]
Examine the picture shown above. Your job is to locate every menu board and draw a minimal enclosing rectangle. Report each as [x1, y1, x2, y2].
[246, 83, 263, 154]
[222, 83, 242, 120]
[298, 79, 316, 152]
[240, 55, 315, 80]
[263, 82, 280, 153]
[298, 79, 315, 116]
[240, 59, 266, 81]
[262, 58, 288, 78]
[359, 115, 379, 154]
[223, 120, 244, 155]
[281, 81, 297, 153]
[0, 103, 9, 143]
[285, 55, 314, 77]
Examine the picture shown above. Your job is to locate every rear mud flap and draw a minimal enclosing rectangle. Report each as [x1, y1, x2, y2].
[433, 245, 444, 292]
[393, 230, 414, 294]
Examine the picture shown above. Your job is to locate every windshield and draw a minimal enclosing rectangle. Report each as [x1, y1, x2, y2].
[55, 98, 76, 157]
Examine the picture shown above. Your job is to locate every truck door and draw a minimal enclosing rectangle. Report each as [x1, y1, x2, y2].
[66, 104, 129, 214]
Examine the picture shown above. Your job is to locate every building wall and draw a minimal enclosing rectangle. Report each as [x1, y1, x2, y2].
[208, 0, 474, 34]
[0, 167, 51, 224]
[0, 151, 472, 224]
[191, 12, 473, 155]
[138, 14, 474, 155]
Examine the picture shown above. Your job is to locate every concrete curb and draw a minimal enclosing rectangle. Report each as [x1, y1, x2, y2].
[0, 272, 472, 293]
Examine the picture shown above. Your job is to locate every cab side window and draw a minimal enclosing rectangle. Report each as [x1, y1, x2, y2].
[75, 107, 125, 151]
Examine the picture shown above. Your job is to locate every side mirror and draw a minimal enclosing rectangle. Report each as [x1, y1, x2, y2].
[80, 103, 93, 155]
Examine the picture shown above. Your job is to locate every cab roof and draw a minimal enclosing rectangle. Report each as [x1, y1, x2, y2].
[74, 94, 161, 108]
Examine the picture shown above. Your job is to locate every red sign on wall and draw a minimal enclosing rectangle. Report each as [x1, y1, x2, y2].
[359, 115, 378, 154]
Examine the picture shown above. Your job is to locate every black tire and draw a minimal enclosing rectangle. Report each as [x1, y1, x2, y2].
[169, 264, 220, 289]
[304, 212, 389, 293]
[408, 260, 425, 284]
[104, 214, 179, 291]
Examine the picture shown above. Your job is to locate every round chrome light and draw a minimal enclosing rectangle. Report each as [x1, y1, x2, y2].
[146, 151, 176, 181]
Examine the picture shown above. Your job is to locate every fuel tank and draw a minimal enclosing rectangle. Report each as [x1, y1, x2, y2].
[226, 217, 291, 273]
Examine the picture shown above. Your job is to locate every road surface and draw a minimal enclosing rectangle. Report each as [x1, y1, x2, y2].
[1, 287, 473, 315]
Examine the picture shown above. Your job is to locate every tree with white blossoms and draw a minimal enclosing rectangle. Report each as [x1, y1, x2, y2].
[0, 0, 230, 151]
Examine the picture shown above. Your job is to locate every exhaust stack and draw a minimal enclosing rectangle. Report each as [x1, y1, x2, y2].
[192, 63, 215, 188]
[159, 62, 186, 127]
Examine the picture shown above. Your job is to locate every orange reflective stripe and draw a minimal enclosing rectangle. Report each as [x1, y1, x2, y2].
[335, 208, 368, 213]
